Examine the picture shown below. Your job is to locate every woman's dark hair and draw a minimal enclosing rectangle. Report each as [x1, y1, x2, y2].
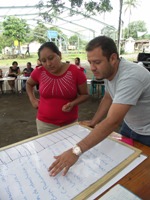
[12, 61, 18, 65]
[27, 62, 31, 66]
[38, 42, 60, 58]
[75, 57, 80, 64]
[85, 36, 119, 60]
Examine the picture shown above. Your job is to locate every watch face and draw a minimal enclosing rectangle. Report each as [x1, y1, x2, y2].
[73, 145, 82, 156]
[74, 146, 80, 154]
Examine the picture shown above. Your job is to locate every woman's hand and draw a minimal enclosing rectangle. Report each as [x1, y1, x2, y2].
[31, 98, 39, 109]
[62, 102, 74, 112]
[48, 149, 79, 176]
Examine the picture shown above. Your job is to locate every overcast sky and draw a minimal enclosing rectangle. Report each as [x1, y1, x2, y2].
[0, 0, 149, 36]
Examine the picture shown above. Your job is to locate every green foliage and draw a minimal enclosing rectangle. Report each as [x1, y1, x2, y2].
[120, 47, 125, 55]
[50, 26, 68, 41]
[69, 35, 79, 45]
[32, 23, 68, 45]
[84, 0, 112, 14]
[101, 26, 116, 40]
[33, 22, 48, 43]
[124, 20, 147, 39]
[141, 34, 150, 40]
[68, 35, 87, 50]
[123, 0, 139, 14]
[123, 0, 140, 38]
[3, 16, 30, 43]
[37, 0, 113, 22]
[0, 34, 13, 53]
[25, 31, 35, 44]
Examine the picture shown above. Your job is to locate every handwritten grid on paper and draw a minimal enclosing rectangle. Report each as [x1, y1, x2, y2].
[0, 124, 136, 200]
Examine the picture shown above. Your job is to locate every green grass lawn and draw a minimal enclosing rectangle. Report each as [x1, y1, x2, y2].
[0, 52, 137, 68]
[0, 52, 88, 67]
[0, 54, 38, 67]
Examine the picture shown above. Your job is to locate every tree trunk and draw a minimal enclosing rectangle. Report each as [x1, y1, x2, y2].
[117, 0, 123, 55]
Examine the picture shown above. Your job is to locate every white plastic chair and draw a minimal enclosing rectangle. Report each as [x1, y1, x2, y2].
[3, 71, 11, 93]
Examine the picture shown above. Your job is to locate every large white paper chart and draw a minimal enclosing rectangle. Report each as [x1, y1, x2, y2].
[0, 124, 141, 200]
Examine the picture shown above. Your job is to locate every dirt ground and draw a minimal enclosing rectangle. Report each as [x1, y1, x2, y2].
[0, 92, 101, 148]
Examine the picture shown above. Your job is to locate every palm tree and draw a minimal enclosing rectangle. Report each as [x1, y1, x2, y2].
[123, 0, 139, 37]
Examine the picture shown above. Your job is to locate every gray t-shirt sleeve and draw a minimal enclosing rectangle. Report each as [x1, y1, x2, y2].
[108, 77, 143, 105]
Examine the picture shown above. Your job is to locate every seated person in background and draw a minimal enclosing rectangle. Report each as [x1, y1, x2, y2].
[0, 69, 4, 94]
[8, 61, 20, 92]
[22, 62, 34, 91]
[75, 57, 86, 74]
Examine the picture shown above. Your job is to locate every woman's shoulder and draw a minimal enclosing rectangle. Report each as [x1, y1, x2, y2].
[68, 64, 85, 73]
[35, 65, 43, 70]
[68, 64, 80, 71]
[32, 66, 44, 75]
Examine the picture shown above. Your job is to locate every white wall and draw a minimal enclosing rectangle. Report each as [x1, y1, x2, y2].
[124, 37, 135, 53]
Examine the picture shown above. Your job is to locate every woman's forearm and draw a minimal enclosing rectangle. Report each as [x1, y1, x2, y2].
[71, 94, 89, 107]
[26, 81, 36, 102]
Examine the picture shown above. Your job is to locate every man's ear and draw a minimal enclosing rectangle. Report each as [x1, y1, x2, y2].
[110, 53, 118, 65]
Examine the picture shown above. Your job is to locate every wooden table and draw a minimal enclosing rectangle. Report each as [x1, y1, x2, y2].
[96, 140, 150, 199]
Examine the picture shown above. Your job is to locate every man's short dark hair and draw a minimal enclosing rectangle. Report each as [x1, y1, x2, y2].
[86, 36, 119, 60]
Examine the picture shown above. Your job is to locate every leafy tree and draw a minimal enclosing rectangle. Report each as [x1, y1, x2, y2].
[69, 35, 79, 46]
[48, 27, 69, 51]
[124, 21, 147, 39]
[37, 0, 113, 22]
[37, 0, 126, 52]
[3, 16, 30, 53]
[25, 30, 35, 44]
[0, 22, 13, 53]
[33, 22, 48, 43]
[0, 34, 13, 53]
[33, 22, 68, 44]
[101, 26, 116, 40]
[123, 0, 139, 37]
[49, 26, 67, 42]
[69, 34, 87, 50]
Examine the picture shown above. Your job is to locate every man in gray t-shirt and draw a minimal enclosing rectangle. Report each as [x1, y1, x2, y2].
[105, 57, 150, 136]
[48, 36, 150, 177]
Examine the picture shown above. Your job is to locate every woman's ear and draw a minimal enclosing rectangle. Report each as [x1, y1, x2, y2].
[59, 51, 62, 59]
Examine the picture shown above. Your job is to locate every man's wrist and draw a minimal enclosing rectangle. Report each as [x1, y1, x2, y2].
[72, 145, 82, 156]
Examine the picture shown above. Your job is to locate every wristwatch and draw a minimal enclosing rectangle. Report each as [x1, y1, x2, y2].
[72, 145, 82, 156]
